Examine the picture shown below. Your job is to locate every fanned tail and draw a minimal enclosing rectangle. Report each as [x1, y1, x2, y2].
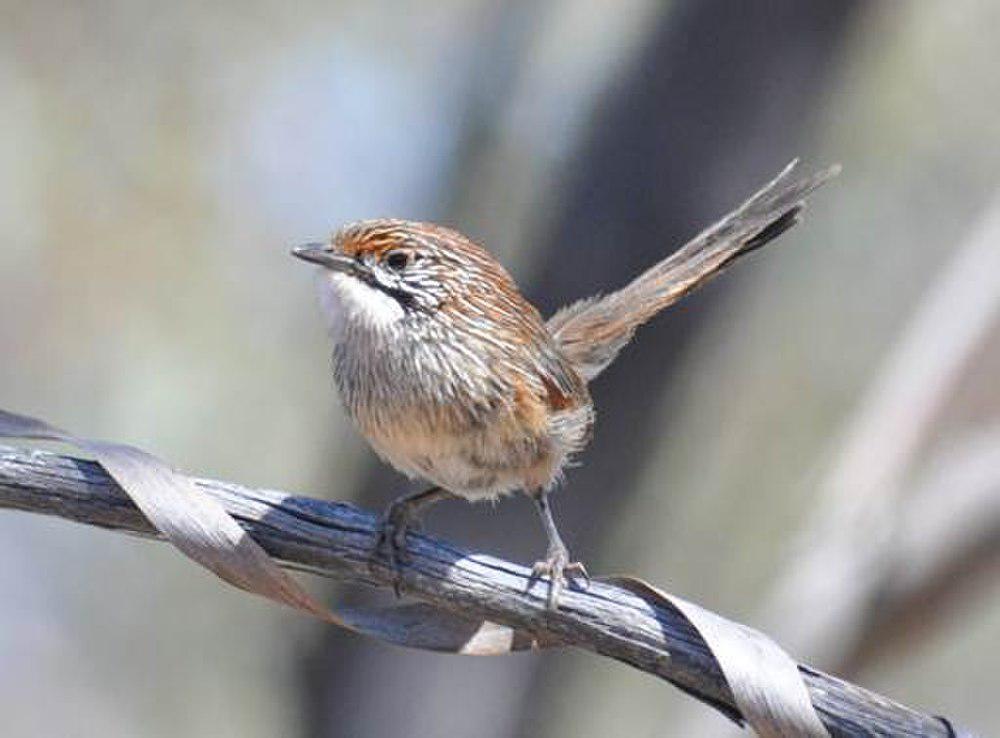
[547, 160, 840, 381]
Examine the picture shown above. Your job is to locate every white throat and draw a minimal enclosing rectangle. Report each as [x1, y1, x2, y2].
[315, 270, 405, 344]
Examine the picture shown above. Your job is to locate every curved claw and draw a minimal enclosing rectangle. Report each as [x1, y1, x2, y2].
[368, 487, 450, 598]
[529, 549, 589, 610]
[371, 501, 423, 596]
[564, 561, 591, 589]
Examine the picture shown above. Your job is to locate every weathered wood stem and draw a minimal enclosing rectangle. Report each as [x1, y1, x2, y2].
[0, 444, 973, 738]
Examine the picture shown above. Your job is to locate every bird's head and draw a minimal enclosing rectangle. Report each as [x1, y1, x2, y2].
[292, 219, 530, 343]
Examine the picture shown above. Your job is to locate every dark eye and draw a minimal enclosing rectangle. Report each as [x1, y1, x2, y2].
[384, 250, 411, 271]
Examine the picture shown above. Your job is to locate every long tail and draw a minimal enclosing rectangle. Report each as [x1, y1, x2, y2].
[546, 160, 840, 381]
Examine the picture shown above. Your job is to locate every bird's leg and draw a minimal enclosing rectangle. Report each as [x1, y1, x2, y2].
[374, 486, 452, 595]
[528, 490, 589, 609]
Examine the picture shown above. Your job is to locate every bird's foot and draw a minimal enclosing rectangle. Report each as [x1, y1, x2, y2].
[372, 499, 423, 597]
[529, 546, 590, 610]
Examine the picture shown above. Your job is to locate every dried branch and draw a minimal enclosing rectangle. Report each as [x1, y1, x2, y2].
[0, 443, 972, 738]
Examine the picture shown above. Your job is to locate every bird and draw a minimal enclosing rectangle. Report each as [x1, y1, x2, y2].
[292, 161, 837, 608]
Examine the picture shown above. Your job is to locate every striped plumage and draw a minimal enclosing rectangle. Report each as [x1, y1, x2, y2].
[323, 219, 592, 500]
[293, 161, 837, 605]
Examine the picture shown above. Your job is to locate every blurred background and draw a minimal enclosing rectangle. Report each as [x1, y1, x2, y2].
[2, 0, 999, 735]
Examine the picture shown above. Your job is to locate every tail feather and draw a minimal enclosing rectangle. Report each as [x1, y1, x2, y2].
[547, 160, 840, 381]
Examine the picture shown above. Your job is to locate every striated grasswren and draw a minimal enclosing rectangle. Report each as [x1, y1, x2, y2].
[292, 162, 835, 607]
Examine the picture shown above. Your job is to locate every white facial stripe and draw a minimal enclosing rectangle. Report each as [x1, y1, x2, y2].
[315, 270, 405, 343]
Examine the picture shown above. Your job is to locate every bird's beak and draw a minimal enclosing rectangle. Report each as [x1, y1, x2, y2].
[291, 242, 356, 274]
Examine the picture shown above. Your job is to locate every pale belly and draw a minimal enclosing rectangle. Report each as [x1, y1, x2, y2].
[359, 414, 564, 501]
